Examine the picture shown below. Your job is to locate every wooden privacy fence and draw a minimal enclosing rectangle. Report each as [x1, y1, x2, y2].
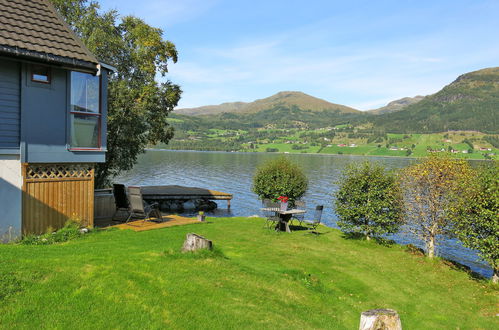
[22, 163, 94, 235]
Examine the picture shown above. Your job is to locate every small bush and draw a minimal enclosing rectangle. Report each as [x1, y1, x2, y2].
[252, 157, 308, 202]
[21, 219, 86, 245]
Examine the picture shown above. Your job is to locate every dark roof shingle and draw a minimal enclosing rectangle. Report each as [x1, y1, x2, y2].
[0, 0, 99, 69]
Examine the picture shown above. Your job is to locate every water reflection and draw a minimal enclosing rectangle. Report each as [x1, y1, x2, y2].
[117, 150, 491, 278]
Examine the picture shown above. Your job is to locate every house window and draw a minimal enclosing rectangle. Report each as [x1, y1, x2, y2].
[31, 65, 51, 83]
[70, 71, 101, 149]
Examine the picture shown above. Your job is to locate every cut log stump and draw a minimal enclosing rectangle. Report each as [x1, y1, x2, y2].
[182, 233, 213, 252]
[359, 309, 402, 330]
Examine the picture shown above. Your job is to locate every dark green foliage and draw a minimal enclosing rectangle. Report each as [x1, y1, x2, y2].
[335, 162, 404, 240]
[252, 157, 308, 202]
[452, 161, 499, 281]
[51, 0, 182, 187]
[463, 138, 474, 149]
[167, 138, 242, 152]
[484, 135, 499, 148]
[169, 104, 360, 132]
[21, 221, 84, 245]
[291, 144, 308, 150]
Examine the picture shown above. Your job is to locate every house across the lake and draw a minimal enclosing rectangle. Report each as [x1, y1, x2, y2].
[0, 0, 114, 242]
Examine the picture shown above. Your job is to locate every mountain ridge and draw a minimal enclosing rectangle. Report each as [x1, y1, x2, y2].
[176, 91, 360, 116]
[372, 67, 499, 133]
[174, 67, 498, 134]
[368, 95, 426, 115]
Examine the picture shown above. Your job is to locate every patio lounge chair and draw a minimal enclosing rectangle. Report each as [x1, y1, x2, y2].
[261, 199, 280, 229]
[304, 205, 324, 233]
[126, 186, 163, 223]
[112, 184, 130, 221]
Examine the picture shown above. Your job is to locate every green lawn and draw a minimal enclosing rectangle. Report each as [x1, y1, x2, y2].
[1, 218, 496, 329]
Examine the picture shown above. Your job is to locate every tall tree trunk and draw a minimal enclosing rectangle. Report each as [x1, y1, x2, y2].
[427, 236, 435, 258]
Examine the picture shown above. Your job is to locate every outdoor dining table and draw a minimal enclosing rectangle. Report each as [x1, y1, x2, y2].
[260, 208, 306, 233]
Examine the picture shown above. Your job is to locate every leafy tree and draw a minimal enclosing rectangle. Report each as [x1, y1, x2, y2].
[252, 157, 308, 203]
[51, 0, 181, 187]
[452, 162, 499, 283]
[463, 138, 474, 150]
[400, 155, 474, 258]
[484, 135, 499, 148]
[334, 162, 404, 240]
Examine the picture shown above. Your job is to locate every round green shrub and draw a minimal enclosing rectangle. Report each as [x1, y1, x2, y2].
[252, 157, 308, 202]
[335, 161, 403, 240]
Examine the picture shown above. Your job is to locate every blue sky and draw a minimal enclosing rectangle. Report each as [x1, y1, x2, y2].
[99, 0, 499, 110]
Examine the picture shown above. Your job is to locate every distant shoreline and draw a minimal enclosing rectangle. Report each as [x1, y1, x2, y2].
[146, 148, 493, 161]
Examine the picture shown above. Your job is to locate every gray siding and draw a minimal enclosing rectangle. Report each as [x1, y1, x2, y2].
[21, 65, 107, 163]
[0, 60, 20, 149]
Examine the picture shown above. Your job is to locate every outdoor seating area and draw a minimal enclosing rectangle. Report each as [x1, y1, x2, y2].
[112, 184, 163, 223]
[260, 199, 324, 233]
[92, 183, 199, 230]
[110, 214, 200, 232]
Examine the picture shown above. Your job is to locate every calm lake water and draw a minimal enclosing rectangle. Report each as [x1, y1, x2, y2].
[117, 150, 491, 278]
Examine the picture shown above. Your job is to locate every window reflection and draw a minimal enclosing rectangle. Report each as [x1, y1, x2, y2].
[71, 71, 99, 113]
[70, 114, 99, 148]
[70, 71, 101, 148]
[31, 65, 50, 83]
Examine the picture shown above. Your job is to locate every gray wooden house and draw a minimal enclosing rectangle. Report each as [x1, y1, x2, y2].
[0, 0, 114, 241]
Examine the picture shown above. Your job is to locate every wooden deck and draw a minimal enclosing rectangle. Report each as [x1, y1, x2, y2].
[141, 185, 233, 208]
[141, 185, 232, 200]
[110, 215, 200, 232]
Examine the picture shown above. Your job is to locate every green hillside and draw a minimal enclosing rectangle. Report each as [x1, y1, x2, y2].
[163, 67, 499, 159]
[373, 67, 499, 133]
[176, 91, 360, 116]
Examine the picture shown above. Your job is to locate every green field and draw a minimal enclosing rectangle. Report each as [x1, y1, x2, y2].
[166, 124, 498, 160]
[0, 218, 497, 328]
[252, 132, 498, 159]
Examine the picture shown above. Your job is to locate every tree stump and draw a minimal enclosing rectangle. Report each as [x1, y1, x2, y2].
[182, 233, 213, 252]
[359, 309, 402, 330]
